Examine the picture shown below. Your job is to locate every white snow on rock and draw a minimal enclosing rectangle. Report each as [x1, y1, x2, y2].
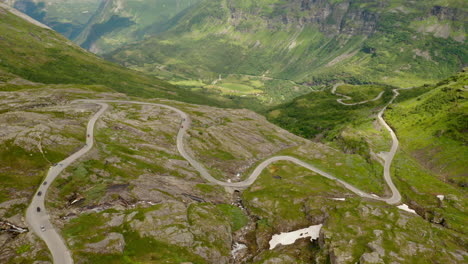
[332, 198, 346, 201]
[397, 204, 416, 214]
[269, 224, 322, 250]
[437, 195, 444, 201]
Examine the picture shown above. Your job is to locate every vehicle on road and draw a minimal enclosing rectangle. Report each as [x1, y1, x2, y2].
[43, 181, 47, 185]
[40, 226, 46, 232]
[37, 207, 41, 212]
[37, 191, 42, 196]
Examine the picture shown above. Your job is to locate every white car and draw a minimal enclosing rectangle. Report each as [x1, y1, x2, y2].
[40, 226, 46, 232]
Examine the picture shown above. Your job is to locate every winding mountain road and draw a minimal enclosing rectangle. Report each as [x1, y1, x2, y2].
[331, 83, 403, 204]
[26, 103, 108, 264]
[331, 83, 385, 106]
[26, 93, 403, 263]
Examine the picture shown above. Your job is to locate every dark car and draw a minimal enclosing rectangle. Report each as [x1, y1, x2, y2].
[43, 181, 47, 185]
[36, 207, 41, 212]
[37, 191, 42, 196]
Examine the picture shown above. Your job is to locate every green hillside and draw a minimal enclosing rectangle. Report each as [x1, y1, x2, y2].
[0, 3, 467, 263]
[0, 4, 233, 106]
[74, 0, 201, 53]
[386, 69, 468, 187]
[104, 0, 467, 102]
[8, 0, 100, 39]
[266, 71, 468, 235]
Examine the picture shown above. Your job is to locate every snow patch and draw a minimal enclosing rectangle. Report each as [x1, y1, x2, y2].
[269, 224, 322, 250]
[437, 195, 444, 201]
[332, 198, 346, 201]
[397, 204, 416, 214]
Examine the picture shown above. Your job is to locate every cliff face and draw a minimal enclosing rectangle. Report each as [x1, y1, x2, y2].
[104, 0, 465, 90]
[225, 0, 379, 36]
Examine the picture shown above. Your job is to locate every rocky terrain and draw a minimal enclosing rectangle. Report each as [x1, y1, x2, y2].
[0, 2, 466, 264]
[1, 81, 467, 263]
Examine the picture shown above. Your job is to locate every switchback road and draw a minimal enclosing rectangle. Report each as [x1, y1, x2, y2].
[26, 95, 403, 263]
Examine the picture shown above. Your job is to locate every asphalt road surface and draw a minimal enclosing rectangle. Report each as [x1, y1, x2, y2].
[26, 96, 403, 263]
[26, 103, 108, 264]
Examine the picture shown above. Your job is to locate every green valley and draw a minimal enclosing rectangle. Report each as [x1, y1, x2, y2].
[103, 0, 467, 104]
[0, 1, 467, 264]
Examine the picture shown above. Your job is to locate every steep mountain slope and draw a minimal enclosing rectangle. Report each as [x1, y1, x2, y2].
[74, 0, 201, 53]
[0, 3, 231, 106]
[1, 4, 467, 264]
[267, 70, 468, 236]
[106, 0, 467, 94]
[386, 69, 467, 187]
[3, 0, 100, 39]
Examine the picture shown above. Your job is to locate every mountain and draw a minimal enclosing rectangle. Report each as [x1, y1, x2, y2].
[0, 2, 234, 106]
[386, 69, 467, 188]
[74, 0, 201, 53]
[3, 0, 100, 39]
[266, 70, 468, 235]
[1, 3, 467, 264]
[105, 0, 467, 103]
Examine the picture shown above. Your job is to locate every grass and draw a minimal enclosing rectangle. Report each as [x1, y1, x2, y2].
[278, 144, 386, 195]
[63, 211, 207, 264]
[243, 160, 353, 227]
[316, 197, 466, 263]
[216, 204, 248, 231]
[386, 71, 467, 186]
[106, 0, 466, 98]
[0, 6, 240, 108]
[0, 118, 84, 202]
[266, 86, 393, 140]
[63, 213, 108, 245]
[335, 84, 387, 103]
[391, 151, 467, 233]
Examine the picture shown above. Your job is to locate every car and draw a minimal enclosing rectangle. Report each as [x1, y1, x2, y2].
[43, 181, 47, 185]
[36, 207, 41, 212]
[40, 226, 46, 232]
[37, 191, 42, 196]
